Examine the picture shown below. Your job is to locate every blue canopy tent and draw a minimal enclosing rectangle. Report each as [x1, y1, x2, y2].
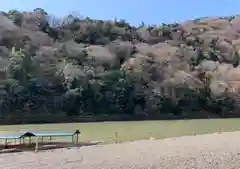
[22, 129, 81, 143]
[0, 129, 80, 149]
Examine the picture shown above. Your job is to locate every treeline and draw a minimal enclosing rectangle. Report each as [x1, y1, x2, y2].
[0, 47, 235, 122]
[0, 9, 238, 123]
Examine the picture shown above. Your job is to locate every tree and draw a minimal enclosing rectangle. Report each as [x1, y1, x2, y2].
[63, 88, 82, 116]
[98, 70, 136, 115]
[3, 47, 36, 119]
[7, 47, 35, 84]
[7, 9, 23, 26]
[33, 8, 48, 15]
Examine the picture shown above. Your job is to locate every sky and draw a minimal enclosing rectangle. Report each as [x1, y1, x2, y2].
[1, 0, 240, 26]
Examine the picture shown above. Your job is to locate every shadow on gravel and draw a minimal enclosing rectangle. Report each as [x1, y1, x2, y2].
[0, 141, 101, 154]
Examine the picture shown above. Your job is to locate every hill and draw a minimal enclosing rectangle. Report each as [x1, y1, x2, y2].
[1, 8, 240, 123]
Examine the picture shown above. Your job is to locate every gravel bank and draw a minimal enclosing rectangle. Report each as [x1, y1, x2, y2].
[1, 131, 240, 169]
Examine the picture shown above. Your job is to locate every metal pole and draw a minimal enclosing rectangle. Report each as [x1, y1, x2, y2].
[76, 134, 79, 144]
[5, 138, 7, 148]
[35, 137, 38, 152]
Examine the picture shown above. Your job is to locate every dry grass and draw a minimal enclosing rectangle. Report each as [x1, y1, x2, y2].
[0, 118, 240, 143]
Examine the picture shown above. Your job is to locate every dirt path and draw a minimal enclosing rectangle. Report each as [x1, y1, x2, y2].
[1, 131, 240, 169]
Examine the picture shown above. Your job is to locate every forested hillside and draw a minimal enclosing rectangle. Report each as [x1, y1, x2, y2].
[1, 8, 240, 123]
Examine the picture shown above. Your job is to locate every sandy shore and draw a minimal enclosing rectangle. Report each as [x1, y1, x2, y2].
[1, 131, 240, 169]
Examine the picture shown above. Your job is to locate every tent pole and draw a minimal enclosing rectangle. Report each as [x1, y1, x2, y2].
[35, 137, 38, 152]
[76, 133, 79, 144]
[5, 138, 7, 147]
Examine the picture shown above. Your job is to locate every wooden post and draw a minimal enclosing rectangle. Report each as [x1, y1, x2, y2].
[41, 136, 43, 143]
[161, 132, 164, 139]
[192, 132, 196, 136]
[219, 128, 222, 134]
[29, 137, 31, 145]
[35, 137, 38, 152]
[115, 132, 118, 144]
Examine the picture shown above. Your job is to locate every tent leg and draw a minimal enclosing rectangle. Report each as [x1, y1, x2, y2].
[76, 134, 79, 144]
[50, 136, 52, 142]
[35, 137, 38, 152]
[29, 137, 31, 145]
[41, 136, 43, 143]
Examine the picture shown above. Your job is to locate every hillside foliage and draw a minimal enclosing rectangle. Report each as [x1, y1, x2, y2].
[0, 9, 240, 122]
